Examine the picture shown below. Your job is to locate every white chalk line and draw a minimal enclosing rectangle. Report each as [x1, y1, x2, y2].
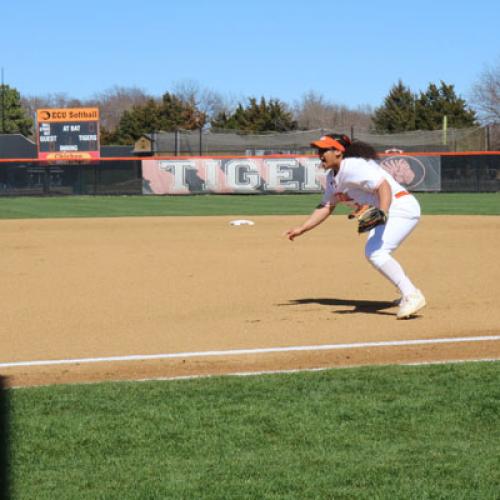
[10, 357, 500, 390]
[1, 335, 499, 369]
[136, 357, 500, 383]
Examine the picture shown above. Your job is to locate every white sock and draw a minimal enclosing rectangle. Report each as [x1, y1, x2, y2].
[378, 258, 417, 298]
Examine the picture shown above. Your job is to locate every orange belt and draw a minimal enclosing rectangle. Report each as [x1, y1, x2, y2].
[395, 190, 410, 198]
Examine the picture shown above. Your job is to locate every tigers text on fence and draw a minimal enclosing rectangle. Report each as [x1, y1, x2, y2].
[142, 155, 441, 195]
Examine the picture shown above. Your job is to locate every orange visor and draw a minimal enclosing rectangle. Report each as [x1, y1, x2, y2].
[310, 136, 346, 152]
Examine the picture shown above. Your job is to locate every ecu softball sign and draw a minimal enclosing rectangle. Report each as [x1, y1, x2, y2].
[36, 107, 100, 161]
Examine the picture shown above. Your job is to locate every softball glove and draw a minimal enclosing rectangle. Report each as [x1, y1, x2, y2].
[356, 206, 387, 233]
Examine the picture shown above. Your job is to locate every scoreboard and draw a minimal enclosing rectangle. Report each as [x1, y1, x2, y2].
[36, 107, 100, 160]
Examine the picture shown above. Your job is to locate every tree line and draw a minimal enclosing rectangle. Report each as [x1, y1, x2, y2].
[0, 60, 498, 145]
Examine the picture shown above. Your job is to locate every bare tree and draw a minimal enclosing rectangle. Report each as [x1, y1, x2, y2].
[172, 79, 237, 125]
[294, 91, 373, 131]
[87, 86, 152, 130]
[21, 93, 83, 122]
[22, 87, 152, 132]
[470, 58, 500, 124]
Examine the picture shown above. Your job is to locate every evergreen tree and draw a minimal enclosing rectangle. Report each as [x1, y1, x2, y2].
[415, 81, 477, 130]
[158, 92, 206, 131]
[111, 99, 161, 144]
[109, 93, 207, 144]
[372, 81, 416, 133]
[211, 97, 297, 132]
[0, 85, 33, 136]
[99, 125, 122, 145]
[374, 80, 477, 133]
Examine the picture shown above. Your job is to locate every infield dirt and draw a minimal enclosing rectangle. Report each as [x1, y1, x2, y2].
[1, 215, 499, 387]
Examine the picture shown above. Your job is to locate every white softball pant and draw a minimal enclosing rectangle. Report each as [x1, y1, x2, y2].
[364, 214, 420, 298]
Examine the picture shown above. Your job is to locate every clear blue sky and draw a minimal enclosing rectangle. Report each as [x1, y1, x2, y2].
[2, 0, 498, 109]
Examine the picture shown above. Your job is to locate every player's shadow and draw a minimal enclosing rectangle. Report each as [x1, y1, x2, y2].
[281, 298, 397, 316]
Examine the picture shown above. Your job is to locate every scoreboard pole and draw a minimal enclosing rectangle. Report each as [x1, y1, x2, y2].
[1, 68, 5, 133]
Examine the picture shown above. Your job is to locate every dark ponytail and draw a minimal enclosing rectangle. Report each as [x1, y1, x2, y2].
[323, 133, 378, 160]
[342, 140, 379, 160]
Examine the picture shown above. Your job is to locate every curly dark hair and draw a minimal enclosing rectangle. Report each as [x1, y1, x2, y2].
[321, 133, 378, 160]
[342, 140, 379, 160]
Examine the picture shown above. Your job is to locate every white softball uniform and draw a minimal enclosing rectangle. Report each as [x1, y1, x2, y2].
[321, 157, 421, 298]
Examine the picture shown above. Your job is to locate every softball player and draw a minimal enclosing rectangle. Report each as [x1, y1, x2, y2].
[285, 133, 426, 319]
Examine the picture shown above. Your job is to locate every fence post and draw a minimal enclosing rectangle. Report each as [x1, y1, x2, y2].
[93, 164, 98, 195]
[174, 130, 180, 156]
[151, 131, 156, 155]
[442, 115, 448, 146]
[199, 128, 203, 156]
[43, 166, 50, 195]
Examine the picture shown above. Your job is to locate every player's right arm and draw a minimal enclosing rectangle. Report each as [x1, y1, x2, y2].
[284, 204, 334, 241]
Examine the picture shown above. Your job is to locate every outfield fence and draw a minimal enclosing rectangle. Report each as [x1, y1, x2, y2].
[0, 159, 142, 196]
[142, 126, 497, 155]
[0, 153, 498, 196]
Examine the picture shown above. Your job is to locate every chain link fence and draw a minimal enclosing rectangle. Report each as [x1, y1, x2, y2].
[143, 125, 497, 156]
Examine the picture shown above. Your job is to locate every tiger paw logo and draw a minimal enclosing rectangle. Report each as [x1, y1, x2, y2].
[380, 156, 426, 189]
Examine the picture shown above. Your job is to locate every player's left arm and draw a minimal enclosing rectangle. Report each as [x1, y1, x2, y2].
[376, 179, 392, 213]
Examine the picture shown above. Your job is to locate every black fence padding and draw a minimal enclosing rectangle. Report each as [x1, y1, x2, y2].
[441, 155, 500, 192]
[0, 160, 142, 196]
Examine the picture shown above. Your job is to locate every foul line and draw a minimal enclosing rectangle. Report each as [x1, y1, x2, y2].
[135, 357, 500, 383]
[1, 335, 499, 369]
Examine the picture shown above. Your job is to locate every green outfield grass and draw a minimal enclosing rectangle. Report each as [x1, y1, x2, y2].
[7, 362, 500, 499]
[0, 192, 498, 219]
